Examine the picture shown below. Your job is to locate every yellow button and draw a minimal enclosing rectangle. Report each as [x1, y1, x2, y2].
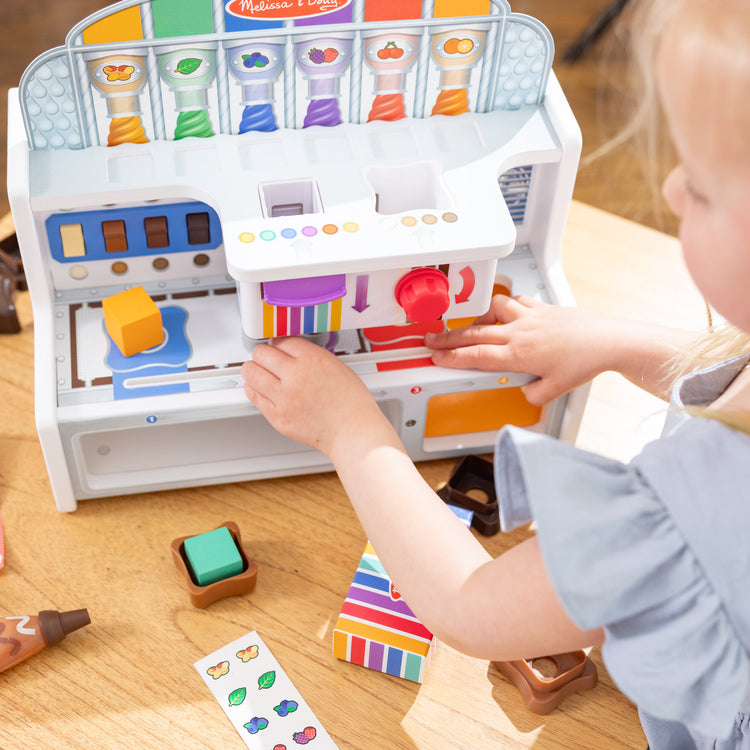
[343, 222, 359, 233]
[239, 232, 255, 243]
[401, 216, 417, 227]
[69, 265, 88, 280]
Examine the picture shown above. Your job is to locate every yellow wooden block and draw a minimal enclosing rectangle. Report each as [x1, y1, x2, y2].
[102, 286, 164, 357]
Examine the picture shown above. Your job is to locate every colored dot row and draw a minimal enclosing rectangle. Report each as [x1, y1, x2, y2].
[240, 222, 359, 244]
[67, 253, 210, 280]
[388, 212, 458, 228]
[238, 212, 458, 244]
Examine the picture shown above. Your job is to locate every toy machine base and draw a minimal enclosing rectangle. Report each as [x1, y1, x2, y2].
[8, 0, 585, 511]
[48, 249, 562, 511]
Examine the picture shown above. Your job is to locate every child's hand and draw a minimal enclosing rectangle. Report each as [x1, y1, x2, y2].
[425, 295, 615, 405]
[241, 336, 394, 460]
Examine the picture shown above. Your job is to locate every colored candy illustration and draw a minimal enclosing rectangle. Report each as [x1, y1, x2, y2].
[228, 687, 247, 706]
[274, 699, 299, 716]
[273, 745, 287, 750]
[244, 716, 269, 734]
[207, 660, 230, 679]
[258, 669, 276, 690]
[292, 726, 317, 744]
[237, 644, 259, 662]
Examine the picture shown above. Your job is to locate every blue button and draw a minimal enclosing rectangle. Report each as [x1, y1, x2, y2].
[281, 228, 297, 239]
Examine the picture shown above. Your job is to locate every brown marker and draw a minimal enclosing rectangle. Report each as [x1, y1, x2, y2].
[0, 609, 91, 673]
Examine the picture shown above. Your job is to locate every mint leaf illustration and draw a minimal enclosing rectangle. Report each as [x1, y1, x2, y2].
[257, 670, 276, 690]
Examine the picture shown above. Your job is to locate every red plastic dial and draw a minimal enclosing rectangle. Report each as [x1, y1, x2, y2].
[394, 268, 450, 323]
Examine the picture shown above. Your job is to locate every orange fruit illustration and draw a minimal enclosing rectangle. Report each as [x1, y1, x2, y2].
[457, 38, 474, 54]
[443, 37, 460, 54]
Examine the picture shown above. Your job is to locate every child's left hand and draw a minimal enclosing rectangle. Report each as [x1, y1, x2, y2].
[241, 337, 393, 460]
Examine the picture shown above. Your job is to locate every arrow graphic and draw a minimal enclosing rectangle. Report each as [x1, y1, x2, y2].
[352, 275, 370, 313]
[455, 266, 475, 303]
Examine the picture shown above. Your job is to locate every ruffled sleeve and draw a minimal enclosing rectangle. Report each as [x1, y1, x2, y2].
[494, 424, 750, 739]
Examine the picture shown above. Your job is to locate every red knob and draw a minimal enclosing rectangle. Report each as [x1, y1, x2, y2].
[394, 268, 450, 323]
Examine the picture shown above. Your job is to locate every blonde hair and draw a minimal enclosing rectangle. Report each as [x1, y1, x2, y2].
[623, 0, 750, 432]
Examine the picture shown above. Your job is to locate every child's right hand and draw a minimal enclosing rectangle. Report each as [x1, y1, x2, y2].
[425, 294, 617, 405]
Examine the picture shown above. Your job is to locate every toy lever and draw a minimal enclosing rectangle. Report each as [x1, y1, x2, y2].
[120, 346, 438, 390]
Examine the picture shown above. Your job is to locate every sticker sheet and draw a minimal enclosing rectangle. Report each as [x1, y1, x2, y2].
[194, 631, 339, 749]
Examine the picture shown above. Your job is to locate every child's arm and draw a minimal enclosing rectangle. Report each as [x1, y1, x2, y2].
[241, 337, 603, 660]
[425, 294, 700, 404]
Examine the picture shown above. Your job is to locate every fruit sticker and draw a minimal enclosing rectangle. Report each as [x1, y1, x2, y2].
[308, 47, 339, 64]
[244, 717, 269, 734]
[292, 727, 317, 744]
[242, 52, 270, 69]
[274, 700, 299, 716]
[433, 34, 483, 59]
[298, 43, 347, 68]
[194, 630, 339, 748]
[376, 42, 404, 60]
[442, 37, 475, 55]
[389, 582, 403, 601]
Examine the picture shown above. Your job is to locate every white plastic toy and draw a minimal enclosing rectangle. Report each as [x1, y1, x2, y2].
[7, 0, 586, 511]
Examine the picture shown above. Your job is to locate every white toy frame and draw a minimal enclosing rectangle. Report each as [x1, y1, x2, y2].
[8, 0, 586, 511]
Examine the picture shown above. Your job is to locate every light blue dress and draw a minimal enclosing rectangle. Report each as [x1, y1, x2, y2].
[494, 354, 750, 748]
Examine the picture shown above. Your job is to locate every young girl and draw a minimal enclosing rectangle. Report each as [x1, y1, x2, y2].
[241, 0, 750, 746]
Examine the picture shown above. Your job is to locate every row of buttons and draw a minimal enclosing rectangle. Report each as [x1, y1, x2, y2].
[238, 212, 459, 244]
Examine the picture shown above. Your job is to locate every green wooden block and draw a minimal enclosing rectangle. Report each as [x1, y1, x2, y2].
[183, 527, 244, 587]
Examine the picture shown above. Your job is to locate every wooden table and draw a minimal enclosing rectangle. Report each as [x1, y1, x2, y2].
[0, 202, 706, 749]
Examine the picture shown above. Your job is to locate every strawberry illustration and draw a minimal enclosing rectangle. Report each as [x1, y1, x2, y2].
[390, 582, 402, 601]
[323, 47, 339, 63]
